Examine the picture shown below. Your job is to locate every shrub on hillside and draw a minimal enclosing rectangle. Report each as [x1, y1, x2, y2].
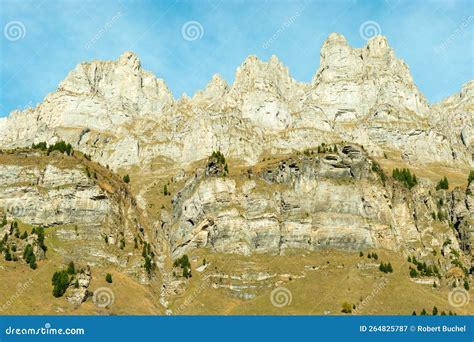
[468, 171, 474, 185]
[52, 270, 70, 297]
[392, 168, 417, 189]
[436, 177, 449, 190]
[47, 141, 73, 156]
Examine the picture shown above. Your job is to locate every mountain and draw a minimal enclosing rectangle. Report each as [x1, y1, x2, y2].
[0, 33, 472, 315]
[0, 34, 471, 170]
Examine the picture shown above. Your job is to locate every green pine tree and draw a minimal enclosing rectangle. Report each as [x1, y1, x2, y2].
[468, 171, 474, 185]
[105, 273, 113, 283]
[67, 261, 75, 275]
[51, 270, 70, 297]
[4, 246, 12, 261]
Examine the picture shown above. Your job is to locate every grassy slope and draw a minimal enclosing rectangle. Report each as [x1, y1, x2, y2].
[167, 249, 473, 315]
[0, 222, 163, 315]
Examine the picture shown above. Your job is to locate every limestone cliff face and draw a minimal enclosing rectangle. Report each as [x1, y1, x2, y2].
[431, 81, 474, 163]
[0, 34, 471, 170]
[0, 158, 107, 228]
[449, 180, 474, 256]
[166, 145, 466, 262]
[0, 150, 151, 281]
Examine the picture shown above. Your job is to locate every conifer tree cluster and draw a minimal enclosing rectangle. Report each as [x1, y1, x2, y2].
[173, 254, 192, 278]
[142, 242, 154, 276]
[31, 227, 47, 252]
[52, 270, 70, 297]
[392, 168, 417, 188]
[51, 262, 78, 297]
[367, 252, 378, 260]
[23, 244, 37, 269]
[379, 262, 393, 273]
[209, 150, 229, 176]
[32, 140, 73, 156]
[407, 256, 439, 277]
[435, 176, 449, 190]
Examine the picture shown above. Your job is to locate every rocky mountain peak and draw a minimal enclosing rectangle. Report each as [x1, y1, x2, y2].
[54, 50, 174, 120]
[117, 51, 142, 70]
[225, 55, 303, 130]
[209, 73, 228, 88]
[316, 32, 360, 82]
[58, 50, 172, 101]
[434, 80, 474, 111]
[326, 32, 348, 43]
[310, 33, 429, 120]
[193, 74, 229, 103]
[460, 80, 474, 100]
[0, 33, 470, 170]
[365, 35, 390, 56]
[230, 54, 295, 93]
[315, 33, 397, 83]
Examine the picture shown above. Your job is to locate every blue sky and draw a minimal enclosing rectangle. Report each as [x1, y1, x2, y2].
[0, 0, 473, 117]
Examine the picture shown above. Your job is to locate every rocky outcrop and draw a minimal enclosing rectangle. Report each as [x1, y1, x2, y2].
[431, 81, 474, 164]
[0, 150, 151, 274]
[449, 181, 474, 257]
[0, 161, 107, 229]
[66, 266, 92, 305]
[167, 145, 464, 260]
